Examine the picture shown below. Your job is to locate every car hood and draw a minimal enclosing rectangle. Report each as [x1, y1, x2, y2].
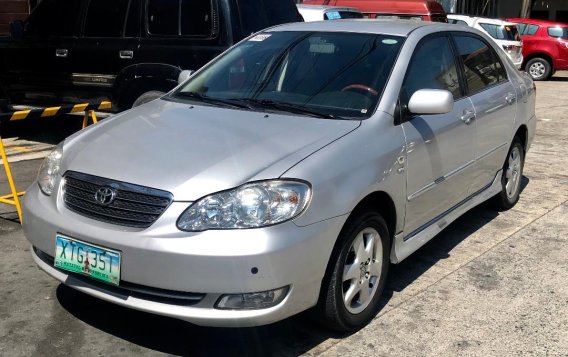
[62, 99, 360, 201]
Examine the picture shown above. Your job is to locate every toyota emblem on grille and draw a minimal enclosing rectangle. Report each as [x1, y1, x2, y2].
[94, 187, 116, 206]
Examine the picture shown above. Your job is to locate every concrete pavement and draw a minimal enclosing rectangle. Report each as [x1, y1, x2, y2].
[0, 74, 566, 357]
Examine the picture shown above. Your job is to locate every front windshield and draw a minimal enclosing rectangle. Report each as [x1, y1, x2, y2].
[172, 31, 404, 119]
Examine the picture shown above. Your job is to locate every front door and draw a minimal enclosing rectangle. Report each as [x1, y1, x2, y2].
[4, 0, 83, 105]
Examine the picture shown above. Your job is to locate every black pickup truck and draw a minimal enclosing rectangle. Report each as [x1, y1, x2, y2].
[0, 0, 302, 111]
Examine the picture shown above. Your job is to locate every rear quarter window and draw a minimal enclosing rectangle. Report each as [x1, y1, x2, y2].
[548, 26, 568, 39]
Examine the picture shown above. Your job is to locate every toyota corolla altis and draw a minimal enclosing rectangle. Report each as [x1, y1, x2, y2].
[23, 20, 536, 332]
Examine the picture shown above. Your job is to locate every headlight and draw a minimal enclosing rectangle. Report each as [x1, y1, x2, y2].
[177, 180, 311, 231]
[37, 143, 63, 195]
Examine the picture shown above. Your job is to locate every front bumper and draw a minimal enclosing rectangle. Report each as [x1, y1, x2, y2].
[23, 182, 346, 327]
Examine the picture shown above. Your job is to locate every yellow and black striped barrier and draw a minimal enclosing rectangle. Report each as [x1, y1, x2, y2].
[0, 101, 112, 223]
[0, 101, 112, 128]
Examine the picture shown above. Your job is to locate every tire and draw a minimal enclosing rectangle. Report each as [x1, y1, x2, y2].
[317, 211, 390, 332]
[526, 57, 551, 81]
[132, 90, 166, 108]
[492, 138, 524, 210]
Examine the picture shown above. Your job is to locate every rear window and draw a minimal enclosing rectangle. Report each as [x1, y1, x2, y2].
[548, 26, 568, 39]
[324, 11, 363, 20]
[449, 19, 468, 26]
[479, 23, 521, 41]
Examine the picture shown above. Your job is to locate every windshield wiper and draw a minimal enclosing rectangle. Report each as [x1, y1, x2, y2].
[175, 92, 255, 110]
[241, 99, 341, 119]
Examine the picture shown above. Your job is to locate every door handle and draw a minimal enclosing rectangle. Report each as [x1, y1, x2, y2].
[119, 50, 133, 59]
[460, 110, 475, 125]
[506, 93, 516, 104]
[55, 49, 68, 58]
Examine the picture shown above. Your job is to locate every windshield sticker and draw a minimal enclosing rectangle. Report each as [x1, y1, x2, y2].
[382, 39, 399, 45]
[326, 11, 341, 20]
[249, 34, 271, 42]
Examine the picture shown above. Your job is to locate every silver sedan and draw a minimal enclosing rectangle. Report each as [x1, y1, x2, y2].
[23, 20, 536, 332]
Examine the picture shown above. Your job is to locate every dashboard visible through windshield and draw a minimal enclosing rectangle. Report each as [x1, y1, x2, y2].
[172, 31, 404, 119]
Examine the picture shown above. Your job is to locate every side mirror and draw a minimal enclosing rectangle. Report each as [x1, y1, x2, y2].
[178, 70, 194, 85]
[9, 20, 24, 39]
[408, 89, 453, 115]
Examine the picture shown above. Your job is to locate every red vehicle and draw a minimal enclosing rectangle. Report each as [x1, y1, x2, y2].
[302, 0, 447, 22]
[507, 18, 568, 80]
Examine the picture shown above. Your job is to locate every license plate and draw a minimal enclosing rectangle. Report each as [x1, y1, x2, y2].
[54, 234, 121, 286]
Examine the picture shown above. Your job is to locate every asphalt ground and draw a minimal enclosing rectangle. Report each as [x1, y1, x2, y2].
[0, 73, 567, 356]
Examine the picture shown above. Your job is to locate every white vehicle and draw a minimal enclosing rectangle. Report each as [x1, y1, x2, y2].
[448, 14, 523, 69]
[297, 4, 363, 21]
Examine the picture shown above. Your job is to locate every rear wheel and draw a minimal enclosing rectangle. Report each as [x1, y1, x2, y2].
[132, 90, 166, 108]
[318, 211, 390, 332]
[526, 57, 551, 81]
[492, 138, 524, 210]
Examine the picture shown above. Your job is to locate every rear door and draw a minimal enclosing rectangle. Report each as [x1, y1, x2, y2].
[71, 0, 140, 99]
[452, 34, 517, 194]
[4, 0, 83, 104]
[401, 34, 477, 236]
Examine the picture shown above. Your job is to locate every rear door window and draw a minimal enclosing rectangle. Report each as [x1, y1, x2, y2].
[85, 0, 130, 37]
[453, 35, 507, 94]
[147, 0, 216, 37]
[518, 23, 539, 35]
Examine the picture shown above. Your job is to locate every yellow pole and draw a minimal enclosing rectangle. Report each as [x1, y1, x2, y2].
[82, 110, 98, 129]
[0, 135, 23, 223]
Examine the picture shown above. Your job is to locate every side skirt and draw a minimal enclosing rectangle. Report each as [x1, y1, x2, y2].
[390, 170, 503, 264]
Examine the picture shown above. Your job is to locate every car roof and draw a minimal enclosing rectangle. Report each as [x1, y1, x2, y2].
[266, 19, 455, 37]
[507, 18, 568, 27]
[448, 14, 517, 26]
[297, 4, 360, 12]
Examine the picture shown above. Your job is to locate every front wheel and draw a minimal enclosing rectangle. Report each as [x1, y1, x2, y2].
[317, 211, 390, 332]
[492, 139, 524, 210]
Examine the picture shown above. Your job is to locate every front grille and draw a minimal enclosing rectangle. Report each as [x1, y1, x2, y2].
[63, 171, 173, 229]
[34, 247, 205, 306]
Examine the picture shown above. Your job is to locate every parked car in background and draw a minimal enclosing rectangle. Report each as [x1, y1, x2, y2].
[23, 20, 535, 332]
[0, 0, 302, 112]
[297, 4, 363, 21]
[507, 18, 568, 80]
[448, 15, 523, 68]
[302, 0, 448, 22]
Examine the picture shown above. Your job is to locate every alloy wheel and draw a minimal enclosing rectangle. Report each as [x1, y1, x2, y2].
[529, 62, 546, 78]
[505, 146, 522, 199]
[342, 227, 383, 315]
